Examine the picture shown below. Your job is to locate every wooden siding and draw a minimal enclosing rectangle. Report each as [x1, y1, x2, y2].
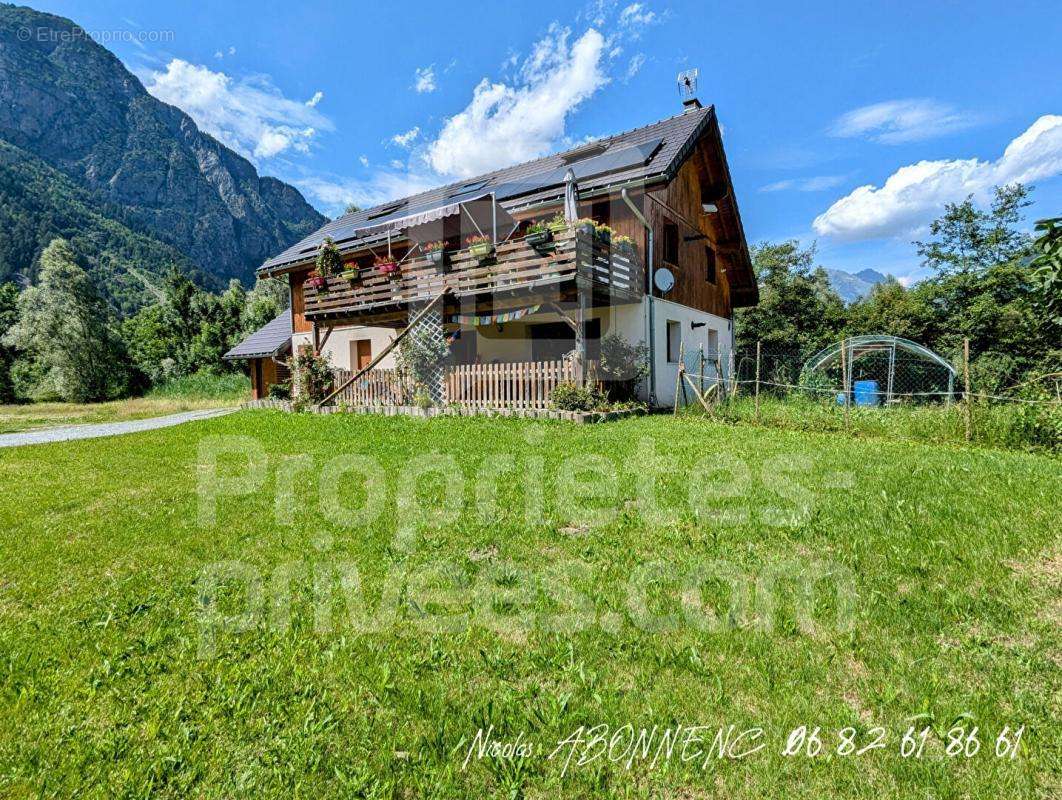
[647, 145, 733, 318]
[289, 268, 312, 333]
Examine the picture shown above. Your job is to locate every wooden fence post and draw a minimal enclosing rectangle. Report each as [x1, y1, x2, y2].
[839, 337, 850, 431]
[755, 340, 761, 423]
[963, 337, 972, 442]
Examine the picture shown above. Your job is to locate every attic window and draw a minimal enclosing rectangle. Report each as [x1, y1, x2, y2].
[563, 142, 608, 163]
[367, 202, 404, 220]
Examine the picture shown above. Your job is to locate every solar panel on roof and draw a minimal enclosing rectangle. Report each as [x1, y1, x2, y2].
[447, 178, 491, 199]
[493, 136, 666, 200]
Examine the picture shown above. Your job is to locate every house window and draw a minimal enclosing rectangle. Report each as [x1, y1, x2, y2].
[666, 320, 681, 363]
[707, 328, 719, 357]
[705, 245, 717, 284]
[663, 220, 679, 265]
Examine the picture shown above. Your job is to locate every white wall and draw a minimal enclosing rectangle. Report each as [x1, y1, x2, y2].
[648, 297, 733, 408]
[292, 325, 399, 371]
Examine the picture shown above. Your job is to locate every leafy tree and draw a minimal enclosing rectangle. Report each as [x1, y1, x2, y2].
[1030, 216, 1062, 331]
[915, 184, 1033, 274]
[2, 238, 130, 402]
[243, 276, 289, 333]
[0, 282, 19, 403]
[735, 241, 845, 354]
[344, 203, 361, 216]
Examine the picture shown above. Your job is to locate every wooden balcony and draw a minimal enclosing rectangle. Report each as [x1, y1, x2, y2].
[302, 229, 643, 322]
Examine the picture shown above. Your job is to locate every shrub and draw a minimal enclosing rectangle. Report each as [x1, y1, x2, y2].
[290, 347, 333, 404]
[598, 334, 648, 402]
[550, 381, 607, 412]
[267, 381, 291, 400]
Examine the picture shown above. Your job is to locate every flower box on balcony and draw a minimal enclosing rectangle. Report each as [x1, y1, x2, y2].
[466, 235, 494, 260]
[375, 258, 400, 279]
[308, 274, 327, 291]
[423, 241, 450, 273]
[341, 268, 360, 283]
[547, 215, 569, 236]
[524, 227, 552, 249]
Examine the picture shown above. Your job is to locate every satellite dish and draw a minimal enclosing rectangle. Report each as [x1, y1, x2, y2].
[654, 267, 675, 294]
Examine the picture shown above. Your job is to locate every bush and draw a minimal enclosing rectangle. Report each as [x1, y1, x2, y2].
[267, 381, 291, 400]
[598, 334, 649, 402]
[290, 347, 333, 404]
[550, 381, 607, 412]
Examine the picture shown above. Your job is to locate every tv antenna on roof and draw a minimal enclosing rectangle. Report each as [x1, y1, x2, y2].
[677, 68, 699, 99]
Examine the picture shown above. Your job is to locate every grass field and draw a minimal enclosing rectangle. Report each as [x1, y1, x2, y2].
[0, 411, 1058, 797]
[0, 373, 248, 434]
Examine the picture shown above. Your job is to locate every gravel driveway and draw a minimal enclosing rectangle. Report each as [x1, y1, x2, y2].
[0, 408, 237, 448]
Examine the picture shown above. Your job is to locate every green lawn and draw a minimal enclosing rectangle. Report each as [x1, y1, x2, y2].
[0, 373, 248, 434]
[0, 411, 1057, 798]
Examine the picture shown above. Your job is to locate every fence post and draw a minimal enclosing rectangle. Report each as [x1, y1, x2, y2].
[963, 337, 972, 442]
[755, 340, 761, 423]
[839, 337, 850, 432]
[699, 344, 705, 396]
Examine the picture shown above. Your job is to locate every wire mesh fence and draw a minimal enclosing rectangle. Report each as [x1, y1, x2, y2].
[673, 338, 1061, 452]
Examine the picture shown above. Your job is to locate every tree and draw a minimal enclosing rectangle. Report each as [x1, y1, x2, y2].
[243, 276, 289, 334]
[1030, 216, 1062, 331]
[2, 238, 129, 402]
[915, 184, 1033, 275]
[344, 203, 361, 216]
[735, 241, 845, 354]
[0, 282, 19, 403]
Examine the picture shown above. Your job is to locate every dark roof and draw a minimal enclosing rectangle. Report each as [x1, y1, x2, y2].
[259, 105, 717, 274]
[223, 310, 292, 360]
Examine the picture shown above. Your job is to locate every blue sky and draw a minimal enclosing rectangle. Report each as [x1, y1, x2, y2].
[34, 0, 1062, 283]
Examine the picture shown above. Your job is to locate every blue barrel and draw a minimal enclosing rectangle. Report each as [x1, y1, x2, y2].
[853, 380, 880, 406]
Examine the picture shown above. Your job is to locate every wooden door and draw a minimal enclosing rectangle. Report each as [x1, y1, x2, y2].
[351, 339, 372, 370]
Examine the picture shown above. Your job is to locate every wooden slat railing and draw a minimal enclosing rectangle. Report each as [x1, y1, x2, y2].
[303, 229, 644, 319]
[444, 359, 596, 409]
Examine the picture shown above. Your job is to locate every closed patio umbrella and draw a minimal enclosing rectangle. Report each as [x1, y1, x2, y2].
[563, 168, 578, 221]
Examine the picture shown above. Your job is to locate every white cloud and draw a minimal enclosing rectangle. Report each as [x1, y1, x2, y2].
[414, 65, 437, 94]
[813, 115, 1062, 241]
[228, 46, 236, 56]
[619, 3, 658, 33]
[295, 169, 439, 214]
[142, 59, 332, 161]
[760, 175, 846, 193]
[359, 155, 369, 167]
[829, 98, 977, 144]
[213, 50, 223, 59]
[305, 90, 324, 108]
[625, 53, 645, 80]
[391, 126, 420, 148]
[426, 25, 608, 178]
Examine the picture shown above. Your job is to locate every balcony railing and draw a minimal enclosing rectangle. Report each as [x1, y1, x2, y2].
[303, 229, 643, 320]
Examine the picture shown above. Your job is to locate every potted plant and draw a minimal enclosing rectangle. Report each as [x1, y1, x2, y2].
[340, 265, 361, 283]
[524, 220, 552, 249]
[466, 234, 494, 260]
[613, 234, 635, 257]
[546, 213, 569, 236]
[594, 223, 615, 245]
[375, 256, 400, 278]
[423, 240, 449, 272]
[575, 217, 596, 236]
[307, 271, 327, 291]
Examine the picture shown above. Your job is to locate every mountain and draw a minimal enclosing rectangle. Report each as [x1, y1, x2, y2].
[825, 267, 890, 303]
[0, 4, 326, 309]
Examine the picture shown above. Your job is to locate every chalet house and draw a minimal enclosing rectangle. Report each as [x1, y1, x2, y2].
[225, 98, 758, 408]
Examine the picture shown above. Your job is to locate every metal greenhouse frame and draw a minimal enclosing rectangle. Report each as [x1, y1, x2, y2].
[804, 335, 956, 404]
